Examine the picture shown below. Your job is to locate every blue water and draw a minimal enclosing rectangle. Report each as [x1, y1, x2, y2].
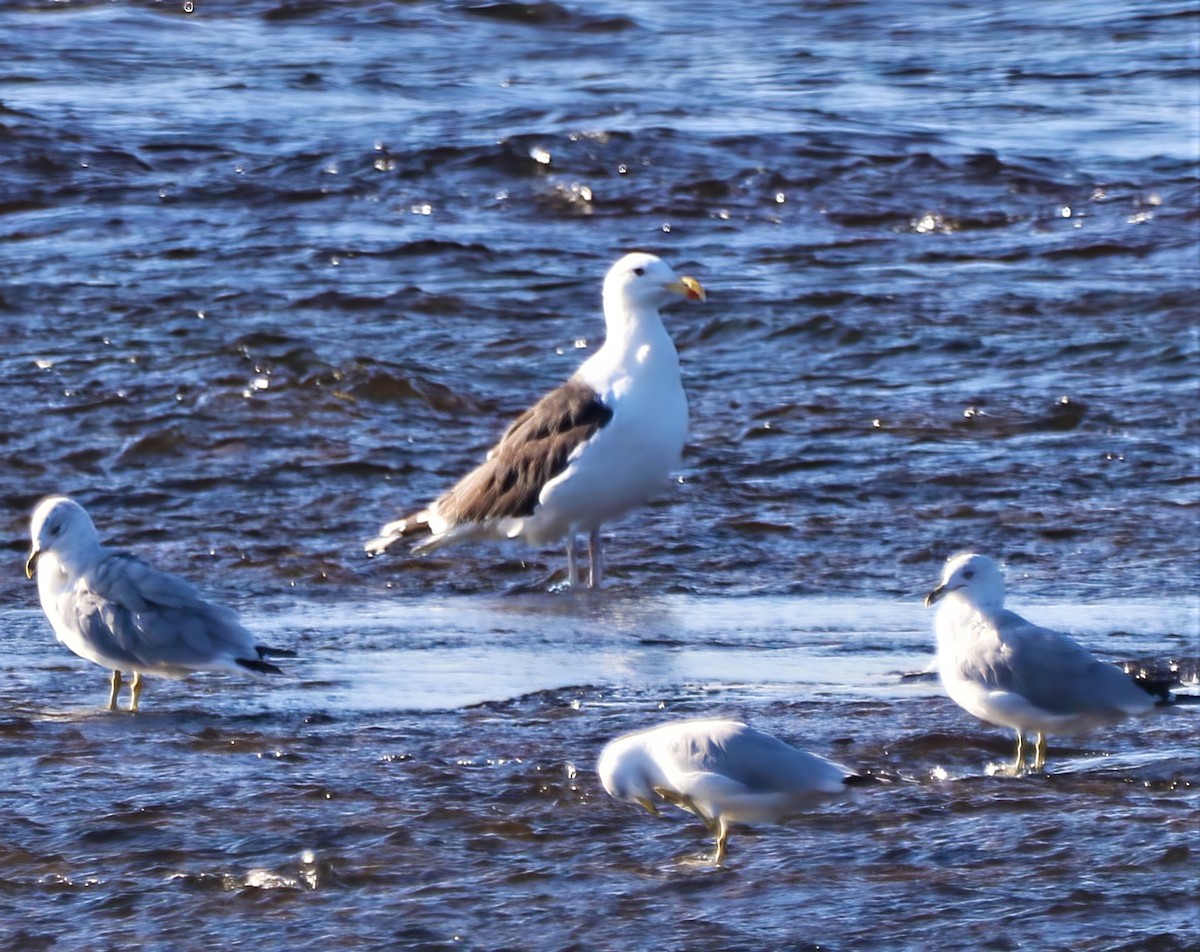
[1, 1, 1197, 949]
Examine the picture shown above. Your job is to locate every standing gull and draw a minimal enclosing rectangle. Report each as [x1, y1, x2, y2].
[364, 252, 704, 589]
[25, 496, 289, 712]
[925, 552, 1154, 772]
[597, 718, 854, 864]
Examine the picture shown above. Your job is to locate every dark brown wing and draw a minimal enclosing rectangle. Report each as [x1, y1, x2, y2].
[435, 376, 613, 524]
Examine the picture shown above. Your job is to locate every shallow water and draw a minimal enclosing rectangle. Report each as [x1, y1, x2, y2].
[1, 0, 1198, 949]
[3, 592, 1197, 951]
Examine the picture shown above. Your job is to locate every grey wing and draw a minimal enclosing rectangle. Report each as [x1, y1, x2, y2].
[998, 612, 1152, 717]
[697, 724, 849, 795]
[60, 587, 147, 671]
[80, 551, 260, 671]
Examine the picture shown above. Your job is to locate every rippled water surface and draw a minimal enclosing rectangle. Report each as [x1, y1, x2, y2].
[1, 0, 1197, 949]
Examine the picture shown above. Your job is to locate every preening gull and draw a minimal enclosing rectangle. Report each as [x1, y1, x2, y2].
[364, 252, 704, 589]
[597, 718, 854, 864]
[25, 496, 289, 712]
[925, 552, 1155, 772]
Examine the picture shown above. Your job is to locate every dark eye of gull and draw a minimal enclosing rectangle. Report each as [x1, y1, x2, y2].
[963, 570, 975, 580]
[632, 267, 645, 276]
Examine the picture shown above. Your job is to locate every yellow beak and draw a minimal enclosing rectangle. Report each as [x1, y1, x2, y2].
[25, 548, 39, 580]
[667, 275, 705, 302]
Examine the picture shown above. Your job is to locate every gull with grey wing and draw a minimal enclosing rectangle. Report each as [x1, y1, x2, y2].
[25, 496, 290, 712]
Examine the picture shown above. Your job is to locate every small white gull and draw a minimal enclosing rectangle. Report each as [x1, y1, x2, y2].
[25, 496, 289, 712]
[925, 552, 1154, 772]
[597, 717, 854, 864]
[364, 252, 704, 589]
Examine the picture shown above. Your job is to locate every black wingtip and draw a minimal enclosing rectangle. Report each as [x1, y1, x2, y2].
[1120, 655, 1199, 704]
[237, 657, 284, 675]
[844, 769, 900, 787]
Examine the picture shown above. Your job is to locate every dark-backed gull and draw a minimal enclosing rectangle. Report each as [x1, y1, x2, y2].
[365, 252, 704, 589]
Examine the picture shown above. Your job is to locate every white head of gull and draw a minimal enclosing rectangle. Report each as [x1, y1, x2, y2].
[925, 552, 1154, 772]
[365, 252, 704, 589]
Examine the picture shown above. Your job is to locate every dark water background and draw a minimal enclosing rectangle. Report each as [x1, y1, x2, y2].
[1, 1, 1197, 949]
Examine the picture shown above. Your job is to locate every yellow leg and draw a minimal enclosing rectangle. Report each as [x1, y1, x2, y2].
[713, 819, 730, 865]
[653, 785, 685, 807]
[653, 787, 717, 830]
[1032, 733, 1047, 772]
[686, 799, 719, 833]
[107, 670, 122, 711]
[1017, 729, 1036, 773]
[636, 797, 661, 817]
[129, 672, 144, 713]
